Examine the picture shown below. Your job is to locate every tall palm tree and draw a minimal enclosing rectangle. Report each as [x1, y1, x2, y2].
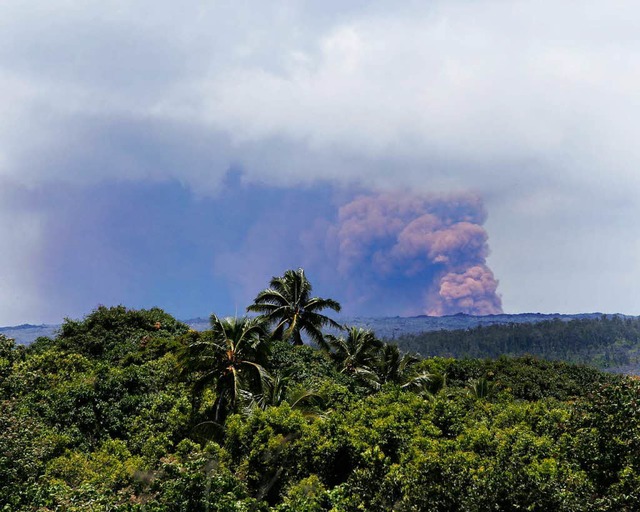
[248, 268, 342, 345]
[179, 315, 271, 423]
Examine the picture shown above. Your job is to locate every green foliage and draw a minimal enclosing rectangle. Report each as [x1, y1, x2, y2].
[42, 439, 143, 502]
[1, 298, 640, 510]
[134, 440, 263, 512]
[268, 340, 344, 387]
[0, 334, 20, 391]
[0, 400, 68, 509]
[567, 377, 640, 509]
[418, 355, 619, 401]
[56, 305, 189, 362]
[276, 475, 330, 512]
[225, 403, 315, 504]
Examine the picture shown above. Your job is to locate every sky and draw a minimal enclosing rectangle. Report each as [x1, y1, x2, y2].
[1, 0, 639, 324]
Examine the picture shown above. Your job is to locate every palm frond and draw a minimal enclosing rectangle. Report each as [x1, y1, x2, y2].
[353, 366, 382, 390]
[305, 297, 342, 313]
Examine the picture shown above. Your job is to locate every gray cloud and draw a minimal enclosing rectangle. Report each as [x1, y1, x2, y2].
[3, 1, 639, 195]
[0, 1, 639, 321]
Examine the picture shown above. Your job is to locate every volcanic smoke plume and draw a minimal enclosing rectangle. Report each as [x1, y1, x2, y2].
[328, 193, 502, 316]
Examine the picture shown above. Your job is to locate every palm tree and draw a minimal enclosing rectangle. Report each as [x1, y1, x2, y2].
[321, 327, 383, 383]
[376, 343, 419, 384]
[240, 371, 325, 420]
[248, 268, 342, 345]
[179, 315, 271, 423]
[466, 377, 496, 399]
[374, 343, 444, 396]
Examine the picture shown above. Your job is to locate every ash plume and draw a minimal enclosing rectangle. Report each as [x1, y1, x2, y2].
[327, 193, 502, 316]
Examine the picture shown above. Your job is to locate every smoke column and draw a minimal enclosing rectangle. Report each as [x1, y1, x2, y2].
[326, 193, 502, 316]
[210, 183, 502, 317]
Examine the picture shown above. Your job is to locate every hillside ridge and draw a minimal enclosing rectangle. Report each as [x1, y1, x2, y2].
[2, 312, 633, 345]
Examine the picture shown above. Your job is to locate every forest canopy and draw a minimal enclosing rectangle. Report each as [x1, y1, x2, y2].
[391, 314, 640, 373]
[1, 270, 639, 511]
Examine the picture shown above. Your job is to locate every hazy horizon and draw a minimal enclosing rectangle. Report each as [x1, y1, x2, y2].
[2, 309, 634, 331]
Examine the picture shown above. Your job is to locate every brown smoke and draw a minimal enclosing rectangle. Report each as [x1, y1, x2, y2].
[428, 265, 502, 316]
[329, 192, 502, 316]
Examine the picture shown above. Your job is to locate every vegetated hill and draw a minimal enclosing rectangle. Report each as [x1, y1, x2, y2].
[336, 312, 611, 339]
[392, 315, 640, 374]
[184, 312, 610, 341]
[2, 303, 640, 510]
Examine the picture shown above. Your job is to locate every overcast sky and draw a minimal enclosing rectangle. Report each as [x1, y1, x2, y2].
[1, 0, 639, 325]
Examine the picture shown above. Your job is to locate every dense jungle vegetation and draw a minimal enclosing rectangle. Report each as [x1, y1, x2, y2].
[392, 315, 640, 372]
[1, 269, 640, 511]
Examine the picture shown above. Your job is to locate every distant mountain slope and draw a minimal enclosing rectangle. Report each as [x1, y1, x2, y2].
[0, 324, 59, 345]
[333, 312, 611, 339]
[3, 312, 615, 345]
[391, 315, 640, 375]
[186, 312, 612, 339]
[4, 313, 640, 374]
